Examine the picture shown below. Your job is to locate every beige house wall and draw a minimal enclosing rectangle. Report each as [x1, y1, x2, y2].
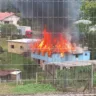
[3, 15, 20, 26]
[8, 42, 30, 54]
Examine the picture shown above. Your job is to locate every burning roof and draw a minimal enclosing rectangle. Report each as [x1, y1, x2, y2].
[30, 27, 76, 57]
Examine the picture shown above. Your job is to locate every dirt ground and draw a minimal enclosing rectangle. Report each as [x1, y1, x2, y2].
[5, 93, 96, 96]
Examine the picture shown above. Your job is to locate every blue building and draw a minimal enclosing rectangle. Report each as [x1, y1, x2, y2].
[31, 51, 90, 63]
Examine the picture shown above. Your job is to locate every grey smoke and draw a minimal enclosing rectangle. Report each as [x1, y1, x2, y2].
[0, 0, 81, 42]
[15, 0, 81, 33]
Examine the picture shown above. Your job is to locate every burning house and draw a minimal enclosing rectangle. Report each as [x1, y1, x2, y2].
[30, 27, 90, 65]
[17, 0, 90, 65]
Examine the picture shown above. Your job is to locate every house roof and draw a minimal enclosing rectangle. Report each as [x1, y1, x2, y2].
[0, 12, 15, 21]
[11, 71, 21, 75]
[44, 60, 96, 68]
[7, 38, 40, 43]
[0, 70, 21, 77]
[0, 70, 13, 76]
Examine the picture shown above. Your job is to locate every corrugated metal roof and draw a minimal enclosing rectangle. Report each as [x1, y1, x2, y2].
[10, 71, 21, 75]
[0, 70, 14, 76]
[7, 38, 40, 43]
[0, 70, 21, 76]
[44, 60, 96, 67]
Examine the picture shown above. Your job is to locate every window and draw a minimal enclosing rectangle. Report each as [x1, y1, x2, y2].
[11, 45, 14, 49]
[30, 32, 32, 34]
[20, 46, 24, 50]
[4, 21, 9, 24]
[10, 21, 13, 24]
[85, 53, 87, 56]
[75, 54, 78, 58]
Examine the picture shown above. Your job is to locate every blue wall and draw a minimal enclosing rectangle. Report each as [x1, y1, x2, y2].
[31, 51, 90, 63]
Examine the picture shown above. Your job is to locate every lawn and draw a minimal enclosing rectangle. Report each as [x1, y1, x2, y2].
[0, 52, 33, 64]
[0, 83, 56, 95]
[13, 83, 56, 94]
[0, 37, 35, 64]
[0, 38, 8, 50]
[0, 83, 14, 94]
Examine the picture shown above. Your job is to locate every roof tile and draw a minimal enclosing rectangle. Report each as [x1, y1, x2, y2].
[0, 12, 14, 21]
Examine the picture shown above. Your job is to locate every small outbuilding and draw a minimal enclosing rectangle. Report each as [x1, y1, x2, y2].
[10, 70, 21, 84]
[0, 70, 21, 83]
[7, 38, 39, 54]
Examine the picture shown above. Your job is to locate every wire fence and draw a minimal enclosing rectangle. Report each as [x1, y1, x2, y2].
[0, 0, 96, 95]
[0, 64, 94, 93]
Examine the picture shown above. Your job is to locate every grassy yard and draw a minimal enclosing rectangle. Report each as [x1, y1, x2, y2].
[0, 83, 14, 94]
[0, 37, 35, 64]
[0, 38, 8, 50]
[13, 83, 56, 94]
[0, 83, 56, 95]
[0, 52, 33, 64]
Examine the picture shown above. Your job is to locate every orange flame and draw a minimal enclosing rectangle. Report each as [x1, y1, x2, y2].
[30, 27, 75, 57]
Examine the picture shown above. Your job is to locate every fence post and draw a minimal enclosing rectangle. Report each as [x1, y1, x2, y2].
[55, 70, 58, 79]
[91, 64, 93, 89]
[36, 72, 38, 84]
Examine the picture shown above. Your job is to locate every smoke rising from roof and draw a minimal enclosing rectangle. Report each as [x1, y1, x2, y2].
[16, 0, 81, 33]
[0, 0, 81, 42]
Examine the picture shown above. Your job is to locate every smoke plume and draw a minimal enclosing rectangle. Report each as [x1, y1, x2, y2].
[15, 0, 80, 33]
[1, 0, 81, 42]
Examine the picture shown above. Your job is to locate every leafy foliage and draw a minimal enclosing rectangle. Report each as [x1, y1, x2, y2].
[1, 0, 20, 13]
[80, 1, 96, 59]
[81, 1, 96, 25]
[56, 66, 91, 88]
[1, 24, 18, 37]
[23, 58, 39, 79]
[85, 33, 96, 59]
[18, 18, 42, 30]
[76, 23, 90, 33]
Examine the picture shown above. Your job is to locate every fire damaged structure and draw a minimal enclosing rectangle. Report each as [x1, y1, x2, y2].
[30, 28, 90, 64]
[17, 0, 90, 65]
[31, 50, 90, 64]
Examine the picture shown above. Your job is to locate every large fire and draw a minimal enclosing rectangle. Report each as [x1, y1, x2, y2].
[30, 28, 76, 57]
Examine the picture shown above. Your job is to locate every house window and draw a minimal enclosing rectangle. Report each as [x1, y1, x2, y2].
[11, 45, 14, 49]
[85, 53, 87, 56]
[4, 21, 9, 24]
[20, 46, 24, 50]
[75, 54, 78, 58]
[10, 21, 13, 24]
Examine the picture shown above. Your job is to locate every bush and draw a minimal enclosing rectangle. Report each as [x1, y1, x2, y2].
[1, 24, 18, 38]
[0, 46, 4, 53]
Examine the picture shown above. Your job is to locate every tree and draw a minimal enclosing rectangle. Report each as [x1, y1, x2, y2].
[81, 1, 96, 25]
[1, 0, 20, 13]
[1, 24, 18, 38]
[23, 58, 39, 79]
[80, 1, 96, 59]
[18, 18, 42, 31]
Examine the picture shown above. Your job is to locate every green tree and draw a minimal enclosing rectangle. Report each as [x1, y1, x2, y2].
[23, 58, 39, 79]
[1, 0, 20, 13]
[81, 1, 96, 25]
[1, 24, 18, 38]
[18, 18, 42, 30]
[80, 1, 96, 59]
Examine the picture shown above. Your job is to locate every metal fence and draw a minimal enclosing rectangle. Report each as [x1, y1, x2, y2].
[0, 64, 95, 93]
[0, 0, 96, 95]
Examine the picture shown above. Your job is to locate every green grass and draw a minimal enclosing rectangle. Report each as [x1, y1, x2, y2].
[0, 38, 8, 50]
[13, 83, 56, 94]
[0, 83, 56, 94]
[0, 52, 34, 64]
[0, 37, 35, 65]
[0, 83, 14, 94]
[93, 72, 96, 86]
